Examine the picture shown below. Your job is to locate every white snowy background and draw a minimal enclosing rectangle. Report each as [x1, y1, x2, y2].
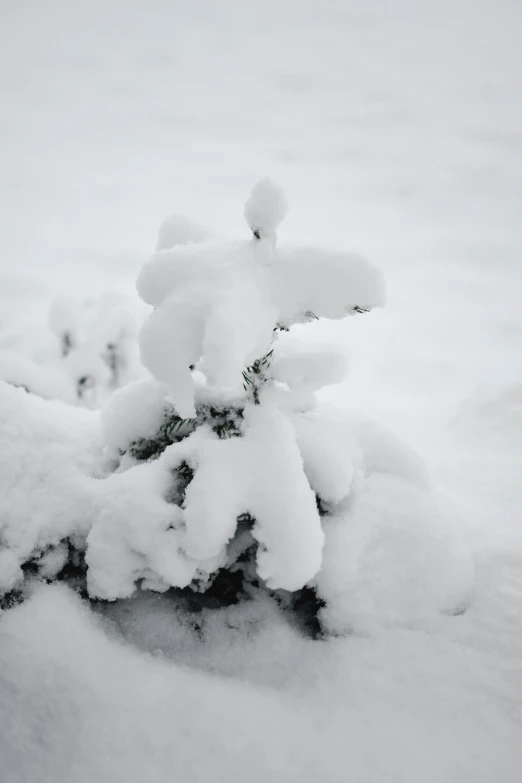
[1, 0, 522, 781]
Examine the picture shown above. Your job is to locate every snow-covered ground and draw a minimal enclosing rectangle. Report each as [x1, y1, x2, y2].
[1, 0, 522, 781]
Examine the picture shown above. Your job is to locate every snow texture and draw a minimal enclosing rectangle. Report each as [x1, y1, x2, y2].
[272, 345, 348, 393]
[156, 214, 212, 251]
[0, 350, 75, 403]
[0, 162, 467, 618]
[0, 366, 459, 617]
[100, 376, 169, 455]
[244, 178, 289, 239]
[183, 404, 324, 590]
[49, 292, 147, 406]
[0, 382, 100, 592]
[272, 244, 386, 325]
[1, 0, 521, 780]
[137, 181, 384, 418]
[317, 473, 475, 635]
[137, 238, 277, 417]
[86, 455, 198, 600]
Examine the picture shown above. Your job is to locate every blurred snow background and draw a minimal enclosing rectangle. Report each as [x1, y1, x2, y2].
[1, 0, 521, 781]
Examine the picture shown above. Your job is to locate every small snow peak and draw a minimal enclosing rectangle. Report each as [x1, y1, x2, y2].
[244, 179, 288, 239]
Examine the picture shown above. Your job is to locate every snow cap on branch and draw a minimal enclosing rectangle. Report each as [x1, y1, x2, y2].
[137, 180, 385, 419]
[244, 178, 289, 239]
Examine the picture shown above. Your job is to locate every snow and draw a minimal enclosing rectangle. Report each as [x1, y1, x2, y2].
[0, 550, 23, 594]
[86, 454, 198, 600]
[272, 344, 348, 393]
[0, 359, 471, 615]
[48, 297, 80, 351]
[156, 214, 212, 251]
[100, 376, 169, 455]
[96, 398, 327, 597]
[317, 473, 475, 635]
[2, 580, 522, 783]
[183, 404, 325, 590]
[0, 350, 75, 402]
[1, 0, 522, 780]
[291, 409, 358, 504]
[272, 244, 386, 324]
[138, 294, 205, 417]
[359, 416, 431, 490]
[0, 585, 347, 783]
[137, 183, 382, 417]
[0, 382, 100, 591]
[54, 292, 147, 401]
[182, 432, 245, 563]
[243, 405, 324, 590]
[139, 226, 295, 419]
[244, 177, 289, 239]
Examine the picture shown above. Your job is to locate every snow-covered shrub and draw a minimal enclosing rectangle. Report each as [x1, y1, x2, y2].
[48, 291, 147, 406]
[85, 179, 392, 634]
[0, 181, 473, 637]
[0, 381, 101, 608]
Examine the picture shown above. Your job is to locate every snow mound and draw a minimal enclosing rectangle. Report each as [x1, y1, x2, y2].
[0, 584, 345, 783]
[317, 473, 474, 635]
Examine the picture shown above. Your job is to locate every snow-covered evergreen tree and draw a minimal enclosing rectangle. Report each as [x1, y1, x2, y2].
[87, 179, 387, 635]
[0, 181, 473, 638]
